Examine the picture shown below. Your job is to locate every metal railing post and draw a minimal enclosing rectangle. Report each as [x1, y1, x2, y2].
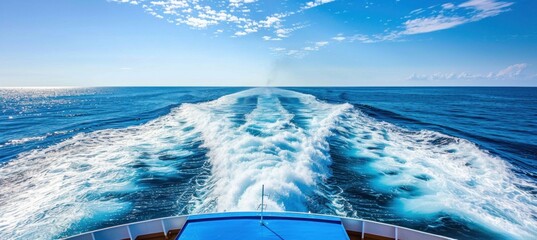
[127, 226, 133, 240]
[161, 219, 168, 239]
[361, 221, 365, 240]
[260, 184, 265, 225]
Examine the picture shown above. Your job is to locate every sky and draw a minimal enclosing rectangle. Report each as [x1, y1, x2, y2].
[0, 0, 536, 86]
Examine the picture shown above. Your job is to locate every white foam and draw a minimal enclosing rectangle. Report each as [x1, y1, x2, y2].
[178, 88, 352, 212]
[1, 136, 46, 146]
[0, 109, 200, 239]
[337, 110, 537, 239]
[0, 131, 72, 147]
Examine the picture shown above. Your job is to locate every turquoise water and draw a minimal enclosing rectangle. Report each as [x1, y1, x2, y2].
[0, 87, 535, 239]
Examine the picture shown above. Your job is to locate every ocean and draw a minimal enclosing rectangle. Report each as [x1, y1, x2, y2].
[0, 87, 535, 239]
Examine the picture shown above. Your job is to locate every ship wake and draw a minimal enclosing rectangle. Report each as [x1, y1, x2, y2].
[0, 88, 535, 239]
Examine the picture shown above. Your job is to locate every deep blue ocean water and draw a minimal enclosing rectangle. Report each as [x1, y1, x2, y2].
[0, 87, 535, 239]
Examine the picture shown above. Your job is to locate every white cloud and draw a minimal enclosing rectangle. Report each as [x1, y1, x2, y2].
[270, 40, 330, 58]
[442, 3, 456, 9]
[459, 0, 514, 19]
[109, 0, 516, 57]
[332, 34, 345, 41]
[229, 0, 257, 8]
[341, 0, 514, 43]
[110, 0, 327, 41]
[495, 63, 527, 78]
[315, 41, 328, 47]
[184, 17, 218, 28]
[402, 0, 513, 35]
[287, 50, 300, 55]
[407, 63, 530, 81]
[303, 0, 335, 10]
[343, 32, 400, 43]
[304, 42, 327, 51]
[402, 16, 466, 35]
[111, 0, 140, 4]
[275, 28, 290, 38]
[260, 16, 281, 27]
[262, 36, 282, 41]
[270, 47, 286, 52]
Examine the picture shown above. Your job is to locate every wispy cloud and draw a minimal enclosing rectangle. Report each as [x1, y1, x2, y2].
[459, 0, 514, 19]
[407, 63, 530, 81]
[402, 16, 467, 35]
[330, 0, 514, 45]
[270, 41, 330, 58]
[401, 0, 514, 35]
[302, 0, 335, 10]
[495, 63, 528, 78]
[110, 0, 333, 41]
[109, 0, 515, 57]
[113, 0, 140, 5]
[304, 41, 329, 51]
[332, 34, 346, 41]
[229, 0, 257, 8]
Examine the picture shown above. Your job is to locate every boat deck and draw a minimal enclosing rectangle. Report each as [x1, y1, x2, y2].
[66, 212, 455, 240]
[128, 231, 394, 240]
[177, 212, 349, 239]
[121, 230, 406, 240]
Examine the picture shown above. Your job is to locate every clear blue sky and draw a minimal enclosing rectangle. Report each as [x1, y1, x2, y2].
[1, 0, 536, 86]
